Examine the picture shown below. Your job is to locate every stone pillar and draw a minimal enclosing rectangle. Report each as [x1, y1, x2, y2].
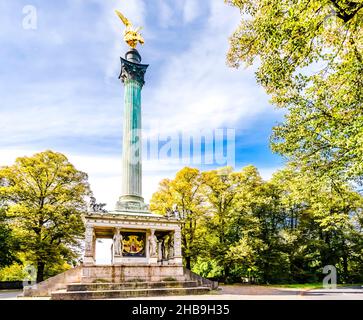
[116, 49, 149, 211]
[84, 224, 95, 266]
[172, 228, 183, 266]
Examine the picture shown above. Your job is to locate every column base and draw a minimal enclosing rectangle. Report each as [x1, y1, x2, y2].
[149, 257, 158, 265]
[83, 256, 95, 266]
[116, 195, 147, 211]
[113, 255, 123, 265]
[169, 257, 183, 266]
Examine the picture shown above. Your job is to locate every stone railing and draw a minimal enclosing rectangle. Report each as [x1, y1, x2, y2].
[183, 267, 218, 290]
[23, 266, 83, 297]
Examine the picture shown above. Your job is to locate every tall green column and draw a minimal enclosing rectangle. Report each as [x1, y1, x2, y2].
[116, 49, 148, 211]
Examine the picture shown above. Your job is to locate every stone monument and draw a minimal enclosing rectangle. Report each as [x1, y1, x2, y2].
[81, 9, 183, 282]
[23, 9, 217, 298]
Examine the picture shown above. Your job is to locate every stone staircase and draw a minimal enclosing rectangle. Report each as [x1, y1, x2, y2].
[51, 280, 211, 300]
[23, 265, 218, 299]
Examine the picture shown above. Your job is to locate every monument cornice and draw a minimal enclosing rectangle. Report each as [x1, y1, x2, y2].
[84, 211, 180, 225]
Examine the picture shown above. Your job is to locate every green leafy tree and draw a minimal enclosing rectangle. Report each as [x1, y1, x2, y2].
[0, 150, 91, 282]
[0, 204, 19, 268]
[0, 263, 27, 281]
[231, 166, 290, 283]
[150, 167, 205, 269]
[271, 167, 363, 282]
[151, 165, 363, 283]
[224, 166, 266, 282]
[201, 166, 242, 281]
[226, 0, 363, 183]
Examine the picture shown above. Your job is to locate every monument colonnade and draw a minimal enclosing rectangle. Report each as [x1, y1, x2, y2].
[83, 212, 183, 266]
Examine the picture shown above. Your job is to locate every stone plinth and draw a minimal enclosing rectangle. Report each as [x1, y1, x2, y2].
[81, 265, 186, 283]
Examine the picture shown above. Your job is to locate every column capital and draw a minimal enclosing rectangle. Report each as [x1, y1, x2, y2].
[119, 57, 148, 86]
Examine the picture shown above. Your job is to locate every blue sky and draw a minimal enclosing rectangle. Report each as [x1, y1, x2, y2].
[0, 0, 284, 208]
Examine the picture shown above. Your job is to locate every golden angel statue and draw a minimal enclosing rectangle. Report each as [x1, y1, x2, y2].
[115, 9, 145, 49]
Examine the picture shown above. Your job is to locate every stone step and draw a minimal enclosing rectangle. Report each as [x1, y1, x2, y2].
[51, 287, 211, 300]
[67, 281, 199, 292]
[80, 275, 187, 283]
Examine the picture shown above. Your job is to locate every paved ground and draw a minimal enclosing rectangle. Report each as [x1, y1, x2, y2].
[218, 285, 302, 295]
[0, 290, 23, 300]
[1, 285, 363, 300]
[121, 285, 363, 300]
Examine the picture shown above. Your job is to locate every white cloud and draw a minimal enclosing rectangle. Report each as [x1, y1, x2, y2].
[143, 1, 272, 137]
[259, 167, 282, 181]
[1, 0, 274, 147]
[183, 0, 200, 23]
[0, 0, 147, 146]
[0, 1, 282, 212]
[0, 87, 122, 146]
[156, 0, 174, 28]
[0, 148, 177, 210]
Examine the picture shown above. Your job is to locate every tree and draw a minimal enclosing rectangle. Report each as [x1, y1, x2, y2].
[231, 166, 291, 283]
[201, 166, 242, 281]
[149, 178, 174, 215]
[150, 167, 205, 269]
[151, 165, 363, 283]
[226, 0, 363, 183]
[0, 150, 91, 282]
[0, 263, 27, 281]
[0, 203, 19, 268]
[270, 166, 363, 282]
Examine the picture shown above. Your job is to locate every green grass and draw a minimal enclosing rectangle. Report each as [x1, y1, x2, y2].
[219, 282, 324, 289]
[268, 283, 363, 290]
[267, 283, 323, 290]
[218, 282, 324, 289]
[337, 283, 363, 288]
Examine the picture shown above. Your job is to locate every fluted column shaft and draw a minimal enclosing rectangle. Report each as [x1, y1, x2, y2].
[116, 49, 148, 210]
[122, 79, 142, 198]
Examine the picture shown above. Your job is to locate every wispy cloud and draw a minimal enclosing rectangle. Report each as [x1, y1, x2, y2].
[0, 0, 283, 209]
[183, 0, 201, 24]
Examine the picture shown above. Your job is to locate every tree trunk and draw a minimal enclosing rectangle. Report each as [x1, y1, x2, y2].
[185, 256, 191, 270]
[342, 244, 349, 282]
[36, 261, 45, 283]
[224, 264, 230, 283]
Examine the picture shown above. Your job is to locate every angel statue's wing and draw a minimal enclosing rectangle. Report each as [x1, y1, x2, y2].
[115, 9, 132, 27]
[135, 26, 143, 33]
